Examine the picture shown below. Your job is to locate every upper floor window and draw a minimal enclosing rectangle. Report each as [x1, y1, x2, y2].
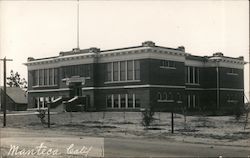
[106, 60, 140, 82]
[62, 64, 90, 78]
[186, 66, 199, 84]
[113, 62, 119, 81]
[160, 60, 176, 69]
[33, 68, 58, 86]
[227, 68, 238, 76]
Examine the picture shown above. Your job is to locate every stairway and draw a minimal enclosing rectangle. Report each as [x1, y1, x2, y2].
[63, 96, 85, 112]
[49, 97, 68, 112]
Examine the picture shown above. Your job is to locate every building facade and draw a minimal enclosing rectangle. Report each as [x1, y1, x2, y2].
[24, 41, 245, 113]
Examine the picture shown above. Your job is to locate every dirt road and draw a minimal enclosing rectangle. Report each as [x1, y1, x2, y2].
[1, 127, 249, 157]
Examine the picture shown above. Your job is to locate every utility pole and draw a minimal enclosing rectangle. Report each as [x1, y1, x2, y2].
[48, 103, 50, 128]
[249, 1, 250, 103]
[171, 111, 174, 134]
[0, 57, 13, 127]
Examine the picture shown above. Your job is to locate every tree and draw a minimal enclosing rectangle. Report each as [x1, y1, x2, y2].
[7, 70, 27, 89]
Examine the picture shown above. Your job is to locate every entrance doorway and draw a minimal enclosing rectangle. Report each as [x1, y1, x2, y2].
[70, 82, 82, 97]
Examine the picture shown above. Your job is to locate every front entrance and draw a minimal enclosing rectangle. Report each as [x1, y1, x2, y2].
[69, 82, 82, 97]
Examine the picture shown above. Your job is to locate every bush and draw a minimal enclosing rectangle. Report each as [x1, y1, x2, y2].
[233, 105, 245, 121]
[141, 107, 155, 129]
[36, 109, 47, 124]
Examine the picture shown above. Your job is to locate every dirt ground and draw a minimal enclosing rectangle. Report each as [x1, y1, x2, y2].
[1, 111, 249, 147]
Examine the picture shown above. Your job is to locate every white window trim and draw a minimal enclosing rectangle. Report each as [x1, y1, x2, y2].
[157, 100, 174, 103]
[46, 69, 49, 85]
[226, 72, 238, 76]
[106, 93, 139, 109]
[111, 63, 114, 82]
[186, 66, 200, 84]
[118, 62, 120, 81]
[193, 95, 196, 108]
[111, 94, 114, 108]
[52, 68, 55, 85]
[118, 94, 121, 108]
[106, 60, 140, 83]
[160, 66, 176, 70]
[133, 93, 135, 108]
[125, 61, 128, 81]
[125, 94, 128, 108]
[227, 100, 239, 103]
[188, 95, 191, 108]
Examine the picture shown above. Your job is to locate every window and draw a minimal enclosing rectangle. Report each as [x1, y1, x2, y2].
[107, 63, 112, 81]
[186, 66, 199, 84]
[227, 68, 238, 75]
[44, 69, 48, 85]
[227, 94, 238, 103]
[49, 69, 53, 85]
[61, 64, 91, 78]
[106, 95, 112, 108]
[229, 68, 235, 73]
[106, 60, 140, 82]
[54, 68, 58, 85]
[34, 70, 39, 86]
[120, 94, 126, 108]
[161, 60, 176, 68]
[106, 93, 139, 109]
[158, 92, 174, 101]
[162, 92, 167, 100]
[134, 60, 140, 80]
[113, 94, 119, 108]
[113, 62, 119, 81]
[187, 94, 198, 108]
[157, 92, 162, 100]
[135, 95, 141, 108]
[127, 60, 133, 80]
[34, 68, 58, 86]
[120, 61, 126, 81]
[39, 69, 44, 85]
[128, 93, 133, 108]
[85, 64, 90, 77]
[176, 93, 182, 103]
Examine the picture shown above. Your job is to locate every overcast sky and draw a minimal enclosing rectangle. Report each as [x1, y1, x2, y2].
[0, 0, 249, 96]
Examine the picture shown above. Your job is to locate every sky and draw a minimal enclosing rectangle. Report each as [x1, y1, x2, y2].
[0, 0, 249, 98]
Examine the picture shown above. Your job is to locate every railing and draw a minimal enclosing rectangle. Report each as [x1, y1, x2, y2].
[63, 96, 85, 112]
[49, 97, 68, 109]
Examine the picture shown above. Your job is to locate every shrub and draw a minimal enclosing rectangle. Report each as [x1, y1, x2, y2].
[36, 109, 47, 124]
[141, 107, 155, 129]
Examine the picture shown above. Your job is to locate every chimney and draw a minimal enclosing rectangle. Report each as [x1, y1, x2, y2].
[89, 47, 100, 53]
[213, 52, 224, 57]
[72, 48, 81, 53]
[238, 56, 244, 60]
[27, 57, 35, 62]
[177, 46, 185, 52]
[142, 41, 155, 47]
